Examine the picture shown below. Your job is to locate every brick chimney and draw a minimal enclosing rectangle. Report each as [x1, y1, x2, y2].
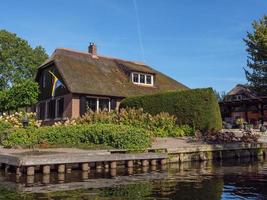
[88, 42, 97, 55]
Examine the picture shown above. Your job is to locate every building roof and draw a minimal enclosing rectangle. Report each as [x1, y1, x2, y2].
[37, 48, 188, 97]
[227, 84, 257, 98]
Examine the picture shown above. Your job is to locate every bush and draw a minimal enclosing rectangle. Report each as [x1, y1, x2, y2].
[120, 88, 222, 132]
[76, 108, 194, 137]
[2, 124, 152, 151]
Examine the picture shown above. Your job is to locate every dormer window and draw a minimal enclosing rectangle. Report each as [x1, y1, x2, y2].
[131, 72, 154, 86]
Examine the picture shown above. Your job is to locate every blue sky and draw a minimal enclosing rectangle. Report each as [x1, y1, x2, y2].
[1, 0, 267, 92]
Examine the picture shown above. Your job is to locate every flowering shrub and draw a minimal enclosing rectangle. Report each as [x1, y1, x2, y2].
[0, 112, 41, 129]
[76, 108, 194, 137]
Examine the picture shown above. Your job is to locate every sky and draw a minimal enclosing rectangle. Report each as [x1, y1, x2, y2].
[0, 0, 267, 93]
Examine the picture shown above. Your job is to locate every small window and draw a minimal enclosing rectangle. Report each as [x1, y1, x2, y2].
[140, 74, 145, 83]
[146, 75, 152, 84]
[48, 99, 56, 119]
[111, 99, 117, 110]
[86, 98, 97, 112]
[132, 72, 154, 86]
[99, 99, 109, 111]
[57, 98, 64, 118]
[133, 73, 139, 83]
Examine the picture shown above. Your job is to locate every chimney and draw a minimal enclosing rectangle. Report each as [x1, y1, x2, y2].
[88, 42, 97, 55]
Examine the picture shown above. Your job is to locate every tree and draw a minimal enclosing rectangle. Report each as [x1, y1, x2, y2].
[0, 29, 48, 90]
[244, 15, 267, 95]
[213, 90, 226, 102]
[7, 79, 39, 111]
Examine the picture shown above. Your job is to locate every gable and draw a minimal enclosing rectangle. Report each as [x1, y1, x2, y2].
[37, 64, 68, 100]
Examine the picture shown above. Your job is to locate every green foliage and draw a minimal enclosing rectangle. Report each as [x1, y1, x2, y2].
[2, 124, 152, 151]
[120, 88, 222, 132]
[0, 29, 48, 90]
[244, 15, 267, 95]
[76, 108, 194, 137]
[7, 79, 39, 110]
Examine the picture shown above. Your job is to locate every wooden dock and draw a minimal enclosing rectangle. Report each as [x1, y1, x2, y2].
[0, 152, 167, 176]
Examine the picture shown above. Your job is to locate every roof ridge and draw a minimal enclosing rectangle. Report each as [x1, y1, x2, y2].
[55, 48, 147, 66]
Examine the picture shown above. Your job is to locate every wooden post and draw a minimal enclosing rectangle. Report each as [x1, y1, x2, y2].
[127, 160, 134, 168]
[81, 163, 89, 171]
[151, 160, 157, 166]
[142, 160, 149, 167]
[58, 173, 65, 184]
[110, 168, 117, 177]
[58, 164, 65, 173]
[42, 165, 51, 175]
[110, 161, 117, 169]
[16, 167, 21, 176]
[42, 174, 50, 184]
[27, 166, 35, 176]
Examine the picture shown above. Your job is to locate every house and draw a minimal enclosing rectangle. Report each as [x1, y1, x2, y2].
[219, 84, 267, 124]
[35, 43, 188, 122]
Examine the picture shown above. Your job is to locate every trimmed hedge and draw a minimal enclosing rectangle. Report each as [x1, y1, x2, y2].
[2, 124, 152, 151]
[120, 88, 222, 131]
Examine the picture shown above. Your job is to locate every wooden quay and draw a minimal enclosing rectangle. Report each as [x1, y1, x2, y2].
[0, 151, 167, 176]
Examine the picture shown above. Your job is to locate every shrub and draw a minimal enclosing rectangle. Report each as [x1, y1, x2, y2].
[0, 112, 41, 128]
[2, 124, 152, 151]
[76, 108, 194, 137]
[120, 88, 222, 132]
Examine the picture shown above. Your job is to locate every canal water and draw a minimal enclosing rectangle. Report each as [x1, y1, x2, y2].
[0, 158, 266, 200]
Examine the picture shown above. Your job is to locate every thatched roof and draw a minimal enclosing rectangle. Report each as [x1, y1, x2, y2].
[227, 84, 257, 98]
[37, 48, 188, 97]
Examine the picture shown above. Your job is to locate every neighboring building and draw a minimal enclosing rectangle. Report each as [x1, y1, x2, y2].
[219, 84, 267, 124]
[35, 43, 188, 122]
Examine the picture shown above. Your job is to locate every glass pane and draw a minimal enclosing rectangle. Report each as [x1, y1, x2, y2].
[57, 98, 64, 118]
[99, 99, 109, 111]
[140, 74, 145, 83]
[146, 75, 152, 84]
[86, 98, 97, 112]
[133, 73, 139, 83]
[111, 99, 117, 110]
[48, 99, 56, 119]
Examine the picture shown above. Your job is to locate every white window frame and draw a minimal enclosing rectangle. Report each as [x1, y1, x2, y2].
[131, 72, 154, 86]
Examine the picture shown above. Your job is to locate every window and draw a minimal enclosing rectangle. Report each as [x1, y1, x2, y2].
[86, 98, 97, 112]
[48, 99, 56, 119]
[140, 74, 145, 83]
[111, 99, 117, 110]
[133, 73, 139, 83]
[146, 75, 152, 84]
[56, 98, 64, 118]
[131, 73, 154, 86]
[99, 99, 109, 111]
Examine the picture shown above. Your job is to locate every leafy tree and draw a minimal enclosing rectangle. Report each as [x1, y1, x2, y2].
[244, 15, 267, 95]
[0, 29, 48, 90]
[6, 79, 39, 111]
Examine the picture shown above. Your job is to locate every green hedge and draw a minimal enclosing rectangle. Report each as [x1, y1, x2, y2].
[120, 88, 222, 131]
[2, 124, 152, 151]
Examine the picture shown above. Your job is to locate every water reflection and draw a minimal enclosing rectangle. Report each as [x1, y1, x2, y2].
[0, 159, 266, 199]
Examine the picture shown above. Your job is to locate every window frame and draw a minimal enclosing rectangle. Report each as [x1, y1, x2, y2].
[131, 72, 154, 86]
